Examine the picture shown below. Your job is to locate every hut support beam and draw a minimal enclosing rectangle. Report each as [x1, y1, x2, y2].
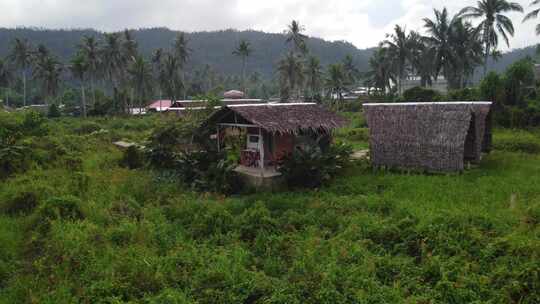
[259, 128, 264, 174]
[217, 125, 220, 152]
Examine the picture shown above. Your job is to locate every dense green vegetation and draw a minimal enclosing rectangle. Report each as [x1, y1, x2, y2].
[0, 110, 539, 303]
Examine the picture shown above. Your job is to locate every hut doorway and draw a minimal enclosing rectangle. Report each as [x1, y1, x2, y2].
[464, 113, 476, 161]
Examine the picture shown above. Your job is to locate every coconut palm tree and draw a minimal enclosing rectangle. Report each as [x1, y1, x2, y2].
[449, 20, 484, 88]
[232, 39, 253, 94]
[523, 0, 540, 35]
[276, 51, 304, 100]
[33, 55, 63, 102]
[326, 64, 346, 108]
[8, 38, 33, 106]
[173, 32, 190, 99]
[422, 8, 457, 83]
[304, 56, 323, 101]
[162, 54, 183, 102]
[342, 54, 359, 87]
[0, 58, 14, 107]
[151, 48, 165, 99]
[78, 35, 100, 107]
[286, 20, 308, 55]
[122, 29, 138, 61]
[70, 54, 89, 117]
[128, 56, 153, 110]
[459, 0, 523, 75]
[382, 25, 414, 94]
[364, 48, 395, 93]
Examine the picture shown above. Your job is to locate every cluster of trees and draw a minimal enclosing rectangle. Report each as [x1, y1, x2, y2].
[274, 21, 360, 102]
[365, 0, 540, 94]
[0, 23, 364, 115]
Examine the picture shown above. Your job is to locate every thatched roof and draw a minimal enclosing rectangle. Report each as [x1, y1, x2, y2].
[363, 102, 492, 172]
[207, 103, 347, 134]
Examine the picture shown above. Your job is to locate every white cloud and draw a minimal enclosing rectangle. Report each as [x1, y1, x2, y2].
[0, 0, 537, 51]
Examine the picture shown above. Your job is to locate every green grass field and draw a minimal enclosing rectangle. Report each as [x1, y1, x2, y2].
[0, 113, 539, 303]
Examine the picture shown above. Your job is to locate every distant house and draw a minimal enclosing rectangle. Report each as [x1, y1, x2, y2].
[147, 100, 173, 112]
[223, 90, 245, 99]
[401, 76, 448, 93]
[363, 102, 492, 172]
[203, 103, 347, 183]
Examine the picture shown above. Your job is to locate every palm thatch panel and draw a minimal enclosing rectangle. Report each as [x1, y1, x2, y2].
[207, 103, 348, 134]
[363, 102, 492, 172]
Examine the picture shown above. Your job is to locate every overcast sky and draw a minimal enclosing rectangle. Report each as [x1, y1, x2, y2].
[0, 0, 538, 50]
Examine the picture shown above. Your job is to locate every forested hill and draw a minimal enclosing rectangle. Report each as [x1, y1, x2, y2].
[0, 27, 374, 79]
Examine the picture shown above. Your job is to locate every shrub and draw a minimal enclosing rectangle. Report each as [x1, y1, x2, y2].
[493, 131, 540, 154]
[30, 196, 85, 234]
[176, 150, 241, 194]
[345, 128, 369, 142]
[48, 104, 61, 118]
[278, 142, 353, 188]
[447, 87, 480, 101]
[75, 122, 102, 135]
[403, 86, 441, 102]
[1, 191, 39, 216]
[0, 143, 29, 179]
[120, 146, 145, 169]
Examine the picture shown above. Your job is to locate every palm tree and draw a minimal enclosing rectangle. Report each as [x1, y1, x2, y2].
[423, 8, 463, 89]
[232, 39, 253, 94]
[286, 20, 308, 55]
[122, 29, 138, 60]
[460, 0, 523, 75]
[449, 20, 484, 88]
[8, 38, 33, 106]
[304, 56, 323, 101]
[128, 56, 153, 110]
[152, 48, 165, 100]
[407, 31, 435, 87]
[70, 54, 89, 117]
[342, 54, 359, 87]
[523, 0, 540, 35]
[33, 55, 63, 102]
[0, 58, 14, 107]
[78, 35, 100, 107]
[382, 25, 414, 94]
[364, 48, 395, 93]
[162, 54, 183, 102]
[326, 64, 346, 109]
[173, 32, 190, 99]
[276, 51, 304, 101]
[101, 33, 125, 110]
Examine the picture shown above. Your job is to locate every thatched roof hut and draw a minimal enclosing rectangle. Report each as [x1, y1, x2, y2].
[363, 102, 492, 172]
[206, 103, 348, 134]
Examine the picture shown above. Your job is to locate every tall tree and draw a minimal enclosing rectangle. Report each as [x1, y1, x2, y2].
[173, 32, 190, 99]
[151, 48, 165, 99]
[232, 39, 253, 94]
[8, 38, 33, 106]
[364, 48, 395, 93]
[326, 64, 346, 108]
[32, 55, 63, 102]
[128, 56, 153, 110]
[162, 54, 183, 102]
[0, 58, 13, 107]
[78, 35, 100, 107]
[342, 54, 359, 87]
[286, 20, 308, 55]
[382, 25, 414, 94]
[460, 0, 523, 75]
[70, 54, 89, 117]
[423, 8, 455, 83]
[101, 33, 125, 111]
[277, 51, 304, 101]
[304, 56, 323, 101]
[523, 0, 540, 35]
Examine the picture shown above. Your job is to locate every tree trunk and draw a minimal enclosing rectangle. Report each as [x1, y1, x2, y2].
[91, 75, 96, 109]
[23, 70, 27, 106]
[242, 57, 246, 95]
[81, 81, 87, 118]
